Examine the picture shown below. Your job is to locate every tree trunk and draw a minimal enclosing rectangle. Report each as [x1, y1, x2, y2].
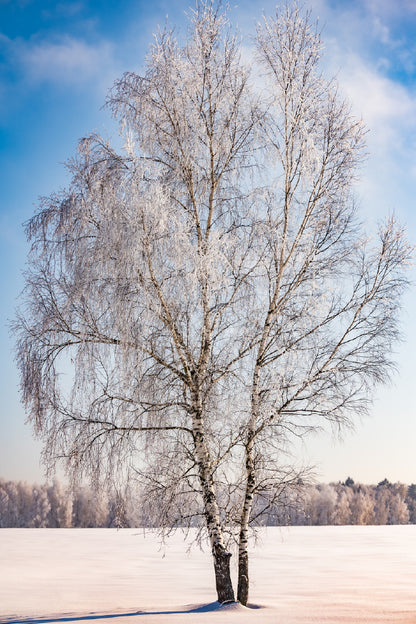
[237, 544, 249, 606]
[237, 428, 256, 606]
[213, 544, 235, 603]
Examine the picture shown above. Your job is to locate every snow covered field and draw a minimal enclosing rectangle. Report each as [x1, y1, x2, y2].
[1, 526, 415, 623]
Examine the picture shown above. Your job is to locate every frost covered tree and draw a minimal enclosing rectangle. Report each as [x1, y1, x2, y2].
[0, 480, 51, 527]
[47, 480, 72, 528]
[14, 1, 411, 606]
[72, 485, 109, 527]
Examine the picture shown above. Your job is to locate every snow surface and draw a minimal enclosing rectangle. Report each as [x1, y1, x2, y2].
[1, 526, 415, 623]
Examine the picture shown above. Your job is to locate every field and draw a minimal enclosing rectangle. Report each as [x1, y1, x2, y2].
[1, 526, 415, 623]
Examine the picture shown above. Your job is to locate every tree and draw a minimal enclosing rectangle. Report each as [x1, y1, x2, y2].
[47, 479, 72, 528]
[349, 487, 374, 525]
[30, 484, 51, 528]
[334, 487, 352, 525]
[14, 1, 411, 606]
[405, 484, 416, 523]
[72, 484, 109, 527]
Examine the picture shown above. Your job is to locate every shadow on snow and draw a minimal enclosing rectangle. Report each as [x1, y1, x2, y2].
[4, 602, 263, 623]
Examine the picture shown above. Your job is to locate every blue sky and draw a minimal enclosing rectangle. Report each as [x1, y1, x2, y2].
[1, 0, 415, 485]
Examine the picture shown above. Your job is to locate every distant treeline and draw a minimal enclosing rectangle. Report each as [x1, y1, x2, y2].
[0, 478, 415, 528]
[263, 479, 416, 526]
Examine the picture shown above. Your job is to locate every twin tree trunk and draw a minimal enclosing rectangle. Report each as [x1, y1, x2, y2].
[204, 430, 255, 606]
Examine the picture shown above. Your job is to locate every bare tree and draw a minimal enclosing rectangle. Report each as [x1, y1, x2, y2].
[14, 1, 411, 606]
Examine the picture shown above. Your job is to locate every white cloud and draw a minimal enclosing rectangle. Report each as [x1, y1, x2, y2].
[19, 36, 114, 86]
[365, 0, 416, 18]
[339, 56, 415, 130]
[0, 31, 120, 119]
[334, 54, 416, 216]
[372, 16, 395, 46]
[0, 29, 117, 92]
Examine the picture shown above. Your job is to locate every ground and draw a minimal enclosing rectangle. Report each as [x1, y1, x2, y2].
[1, 526, 415, 623]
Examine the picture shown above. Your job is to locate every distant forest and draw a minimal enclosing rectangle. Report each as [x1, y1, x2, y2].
[1, 478, 415, 528]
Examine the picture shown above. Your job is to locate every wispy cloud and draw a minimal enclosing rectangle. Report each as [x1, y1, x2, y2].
[336, 54, 416, 218]
[338, 55, 416, 143]
[19, 36, 114, 85]
[364, 0, 416, 17]
[0, 31, 119, 115]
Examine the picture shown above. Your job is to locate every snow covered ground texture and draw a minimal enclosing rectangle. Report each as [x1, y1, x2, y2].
[1, 526, 415, 624]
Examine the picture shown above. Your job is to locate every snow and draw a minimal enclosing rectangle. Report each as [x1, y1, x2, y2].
[1, 526, 415, 623]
